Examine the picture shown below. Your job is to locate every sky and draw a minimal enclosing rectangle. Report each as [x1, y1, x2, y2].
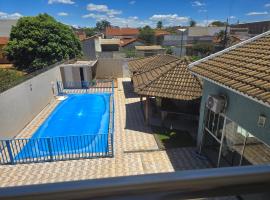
[0, 0, 270, 28]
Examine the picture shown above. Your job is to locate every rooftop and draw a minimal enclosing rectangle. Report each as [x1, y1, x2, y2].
[120, 38, 140, 47]
[189, 30, 270, 106]
[135, 45, 164, 51]
[155, 29, 170, 36]
[100, 38, 120, 45]
[129, 55, 202, 100]
[105, 27, 139, 36]
[0, 37, 9, 45]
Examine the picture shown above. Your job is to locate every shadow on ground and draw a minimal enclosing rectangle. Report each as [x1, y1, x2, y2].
[122, 81, 138, 99]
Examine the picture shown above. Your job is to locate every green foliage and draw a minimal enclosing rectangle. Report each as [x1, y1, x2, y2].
[190, 55, 201, 61]
[84, 27, 97, 37]
[138, 26, 155, 45]
[125, 49, 136, 58]
[96, 20, 111, 32]
[4, 13, 81, 71]
[189, 19, 196, 27]
[210, 21, 228, 27]
[192, 43, 214, 57]
[0, 69, 24, 90]
[156, 21, 163, 29]
[165, 46, 173, 55]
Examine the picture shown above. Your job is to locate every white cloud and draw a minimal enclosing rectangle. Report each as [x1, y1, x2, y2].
[48, 0, 74, 4]
[229, 16, 236, 19]
[82, 13, 190, 27]
[150, 14, 189, 26]
[58, 12, 68, 16]
[265, 3, 270, 7]
[86, 3, 122, 16]
[82, 13, 149, 27]
[246, 11, 268, 16]
[0, 11, 22, 19]
[192, 1, 205, 7]
[129, 1, 136, 5]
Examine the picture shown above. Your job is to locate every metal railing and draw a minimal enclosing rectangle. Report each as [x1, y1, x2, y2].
[0, 164, 270, 200]
[0, 134, 113, 165]
[0, 80, 114, 165]
[57, 80, 114, 94]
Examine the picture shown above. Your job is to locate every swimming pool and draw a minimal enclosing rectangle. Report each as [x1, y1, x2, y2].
[15, 93, 112, 160]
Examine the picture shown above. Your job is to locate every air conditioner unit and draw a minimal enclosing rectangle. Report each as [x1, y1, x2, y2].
[206, 95, 226, 114]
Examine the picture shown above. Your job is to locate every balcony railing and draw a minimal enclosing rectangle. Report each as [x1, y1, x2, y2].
[0, 164, 270, 199]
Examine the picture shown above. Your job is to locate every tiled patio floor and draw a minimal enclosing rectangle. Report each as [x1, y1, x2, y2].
[0, 78, 211, 187]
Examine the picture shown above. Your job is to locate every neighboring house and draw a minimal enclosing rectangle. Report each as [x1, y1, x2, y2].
[120, 38, 144, 49]
[81, 34, 103, 60]
[189, 31, 270, 167]
[74, 29, 87, 41]
[231, 20, 270, 36]
[0, 19, 17, 37]
[0, 19, 17, 64]
[0, 37, 9, 64]
[60, 60, 97, 89]
[128, 54, 202, 137]
[163, 29, 188, 56]
[135, 45, 166, 57]
[155, 29, 170, 45]
[100, 38, 120, 51]
[105, 27, 139, 39]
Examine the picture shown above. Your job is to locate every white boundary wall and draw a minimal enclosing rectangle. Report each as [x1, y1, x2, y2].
[0, 66, 62, 139]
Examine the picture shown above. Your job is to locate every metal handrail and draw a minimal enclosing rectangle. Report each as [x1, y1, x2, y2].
[0, 164, 270, 200]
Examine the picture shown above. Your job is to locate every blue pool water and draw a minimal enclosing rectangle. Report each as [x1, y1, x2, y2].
[16, 93, 111, 160]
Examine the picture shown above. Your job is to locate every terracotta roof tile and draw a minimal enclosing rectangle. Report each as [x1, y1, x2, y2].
[129, 55, 202, 100]
[120, 38, 137, 47]
[105, 27, 139, 36]
[0, 37, 9, 45]
[189, 31, 270, 105]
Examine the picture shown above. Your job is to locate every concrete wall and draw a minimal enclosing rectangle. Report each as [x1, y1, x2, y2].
[197, 80, 270, 146]
[81, 38, 96, 60]
[0, 66, 62, 139]
[96, 58, 125, 78]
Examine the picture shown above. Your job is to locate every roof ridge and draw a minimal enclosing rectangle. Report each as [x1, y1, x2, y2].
[189, 30, 270, 69]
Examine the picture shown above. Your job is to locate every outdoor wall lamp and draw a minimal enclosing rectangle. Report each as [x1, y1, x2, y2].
[257, 114, 267, 128]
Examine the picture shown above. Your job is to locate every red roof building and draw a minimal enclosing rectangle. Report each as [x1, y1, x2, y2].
[0, 37, 9, 64]
[105, 27, 139, 38]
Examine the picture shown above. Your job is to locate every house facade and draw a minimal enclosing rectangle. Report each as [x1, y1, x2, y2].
[189, 31, 270, 167]
[231, 20, 270, 36]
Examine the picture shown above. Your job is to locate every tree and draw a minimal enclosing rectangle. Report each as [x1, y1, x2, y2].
[156, 21, 163, 29]
[138, 26, 155, 45]
[210, 21, 228, 27]
[5, 14, 81, 71]
[84, 27, 97, 37]
[189, 19, 196, 27]
[216, 30, 231, 48]
[96, 20, 111, 32]
[192, 43, 214, 57]
[165, 47, 173, 55]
